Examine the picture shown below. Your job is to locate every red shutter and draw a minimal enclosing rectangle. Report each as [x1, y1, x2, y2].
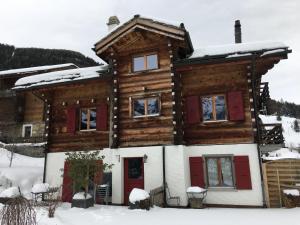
[189, 157, 205, 188]
[227, 91, 245, 121]
[186, 96, 201, 124]
[234, 156, 252, 189]
[62, 161, 73, 202]
[67, 106, 78, 134]
[96, 103, 108, 131]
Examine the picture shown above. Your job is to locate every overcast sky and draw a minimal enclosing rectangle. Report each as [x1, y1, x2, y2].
[1, 0, 299, 103]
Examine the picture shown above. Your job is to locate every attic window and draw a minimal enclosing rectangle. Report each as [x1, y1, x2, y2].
[133, 54, 158, 72]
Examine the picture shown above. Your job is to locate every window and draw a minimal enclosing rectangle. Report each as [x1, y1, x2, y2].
[128, 158, 143, 179]
[80, 108, 97, 130]
[205, 156, 234, 187]
[132, 97, 160, 118]
[202, 95, 227, 122]
[22, 124, 32, 138]
[133, 54, 158, 72]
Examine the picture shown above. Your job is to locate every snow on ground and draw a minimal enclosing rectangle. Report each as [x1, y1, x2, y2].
[0, 146, 44, 198]
[263, 148, 300, 161]
[260, 115, 300, 149]
[26, 204, 300, 225]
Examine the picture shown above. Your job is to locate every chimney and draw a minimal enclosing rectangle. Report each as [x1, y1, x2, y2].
[234, 20, 242, 43]
[107, 16, 120, 32]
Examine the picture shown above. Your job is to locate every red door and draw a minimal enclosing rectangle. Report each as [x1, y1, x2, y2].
[124, 158, 144, 205]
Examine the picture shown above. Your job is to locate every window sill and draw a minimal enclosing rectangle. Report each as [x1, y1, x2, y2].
[207, 187, 236, 192]
[133, 113, 160, 119]
[203, 120, 228, 124]
[79, 129, 97, 132]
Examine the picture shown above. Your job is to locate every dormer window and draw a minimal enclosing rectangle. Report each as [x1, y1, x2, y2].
[133, 54, 158, 72]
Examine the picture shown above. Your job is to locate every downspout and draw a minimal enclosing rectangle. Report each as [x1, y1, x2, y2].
[250, 54, 266, 207]
[162, 145, 167, 207]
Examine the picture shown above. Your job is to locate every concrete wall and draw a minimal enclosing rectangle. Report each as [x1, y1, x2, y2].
[45, 143, 263, 207]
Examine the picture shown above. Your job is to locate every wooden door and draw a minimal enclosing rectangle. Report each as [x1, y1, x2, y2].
[124, 158, 144, 205]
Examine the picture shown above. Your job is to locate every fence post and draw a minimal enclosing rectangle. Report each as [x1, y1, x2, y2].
[262, 164, 270, 208]
[276, 169, 282, 207]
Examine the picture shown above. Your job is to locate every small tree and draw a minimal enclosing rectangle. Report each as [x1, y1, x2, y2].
[294, 120, 300, 133]
[276, 112, 282, 121]
[65, 151, 112, 198]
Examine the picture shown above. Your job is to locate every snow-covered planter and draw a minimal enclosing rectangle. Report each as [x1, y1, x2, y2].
[31, 183, 49, 194]
[129, 188, 150, 210]
[282, 189, 300, 208]
[71, 192, 94, 209]
[186, 186, 207, 209]
[0, 186, 21, 204]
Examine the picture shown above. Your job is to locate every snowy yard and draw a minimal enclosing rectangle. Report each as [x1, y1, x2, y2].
[18, 204, 299, 225]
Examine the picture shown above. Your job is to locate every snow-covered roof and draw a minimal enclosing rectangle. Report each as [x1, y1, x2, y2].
[14, 65, 110, 90]
[188, 41, 289, 60]
[0, 63, 77, 77]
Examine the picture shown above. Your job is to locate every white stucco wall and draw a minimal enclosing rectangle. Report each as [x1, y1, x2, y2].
[45, 143, 263, 207]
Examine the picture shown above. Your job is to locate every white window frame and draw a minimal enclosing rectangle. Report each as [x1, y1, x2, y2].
[22, 124, 33, 138]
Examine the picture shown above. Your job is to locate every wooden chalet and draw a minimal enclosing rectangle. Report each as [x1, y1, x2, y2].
[0, 63, 77, 143]
[14, 15, 291, 207]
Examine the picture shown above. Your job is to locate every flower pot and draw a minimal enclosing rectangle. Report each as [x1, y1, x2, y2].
[71, 197, 94, 209]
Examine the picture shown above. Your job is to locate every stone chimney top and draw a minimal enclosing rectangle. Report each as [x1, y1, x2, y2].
[234, 20, 242, 44]
[107, 16, 120, 32]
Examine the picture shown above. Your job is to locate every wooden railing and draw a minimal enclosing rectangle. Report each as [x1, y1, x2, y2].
[0, 136, 46, 144]
[259, 82, 270, 114]
[260, 123, 284, 145]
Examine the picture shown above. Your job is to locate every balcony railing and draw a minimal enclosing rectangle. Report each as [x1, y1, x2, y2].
[0, 136, 46, 144]
[258, 82, 270, 114]
[259, 123, 284, 145]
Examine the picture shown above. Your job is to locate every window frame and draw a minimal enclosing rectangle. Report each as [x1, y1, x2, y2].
[79, 108, 97, 131]
[201, 94, 228, 123]
[22, 124, 33, 138]
[204, 155, 235, 189]
[132, 53, 159, 73]
[131, 96, 161, 118]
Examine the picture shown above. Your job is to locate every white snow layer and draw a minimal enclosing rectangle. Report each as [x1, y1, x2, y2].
[73, 192, 93, 200]
[14, 65, 109, 89]
[129, 188, 150, 203]
[263, 148, 300, 161]
[186, 186, 206, 193]
[0, 186, 20, 198]
[260, 115, 300, 149]
[31, 183, 49, 194]
[0, 146, 44, 198]
[190, 41, 288, 59]
[0, 63, 76, 76]
[283, 189, 300, 196]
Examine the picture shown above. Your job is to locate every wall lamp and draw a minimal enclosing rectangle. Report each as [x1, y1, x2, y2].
[143, 154, 148, 163]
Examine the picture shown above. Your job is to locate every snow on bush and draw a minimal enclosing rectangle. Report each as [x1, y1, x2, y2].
[283, 189, 300, 196]
[73, 192, 93, 200]
[186, 186, 206, 193]
[31, 183, 49, 194]
[129, 188, 150, 203]
[0, 187, 20, 198]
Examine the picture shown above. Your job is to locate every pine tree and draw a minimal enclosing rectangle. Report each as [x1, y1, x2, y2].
[294, 120, 300, 132]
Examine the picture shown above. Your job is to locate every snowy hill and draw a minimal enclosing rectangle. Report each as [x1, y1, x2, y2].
[259, 115, 300, 149]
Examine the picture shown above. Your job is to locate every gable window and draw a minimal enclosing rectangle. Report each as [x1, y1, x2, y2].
[133, 54, 158, 72]
[80, 108, 96, 130]
[132, 97, 160, 118]
[202, 95, 227, 122]
[205, 156, 234, 187]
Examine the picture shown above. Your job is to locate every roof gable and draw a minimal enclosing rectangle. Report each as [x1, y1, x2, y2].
[94, 15, 192, 56]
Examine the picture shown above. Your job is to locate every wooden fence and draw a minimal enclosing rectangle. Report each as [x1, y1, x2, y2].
[262, 159, 300, 208]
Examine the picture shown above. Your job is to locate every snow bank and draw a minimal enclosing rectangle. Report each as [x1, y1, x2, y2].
[73, 192, 92, 200]
[283, 189, 300, 196]
[186, 186, 206, 193]
[14, 65, 109, 90]
[0, 187, 20, 198]
[129, 188, 150, 203]
[190, 41, 288, 59]
[263, 148, 300, 161]
[0, 147, 44, 198]
[260, 115, 300, 149]
[31, 183, 49, 194]
[0, 63, 76, 76]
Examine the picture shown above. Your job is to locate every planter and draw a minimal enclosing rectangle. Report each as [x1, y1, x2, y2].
[188, 198, 205, 209]
[283, 194, 297, 208]
[71, 197, 94, 209]
[129, 198, 150, 210]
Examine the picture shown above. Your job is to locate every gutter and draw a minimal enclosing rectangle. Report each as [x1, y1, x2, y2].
[162, 145, 167, 207]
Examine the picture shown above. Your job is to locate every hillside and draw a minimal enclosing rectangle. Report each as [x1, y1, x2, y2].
[268, 99, 300, 119]
[0, 43, 99, 70]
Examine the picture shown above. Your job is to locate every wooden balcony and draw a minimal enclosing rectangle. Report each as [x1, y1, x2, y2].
[258, 82, 270, 114]
[0, 89, 16, 98]
[259, 123, 284, 146]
